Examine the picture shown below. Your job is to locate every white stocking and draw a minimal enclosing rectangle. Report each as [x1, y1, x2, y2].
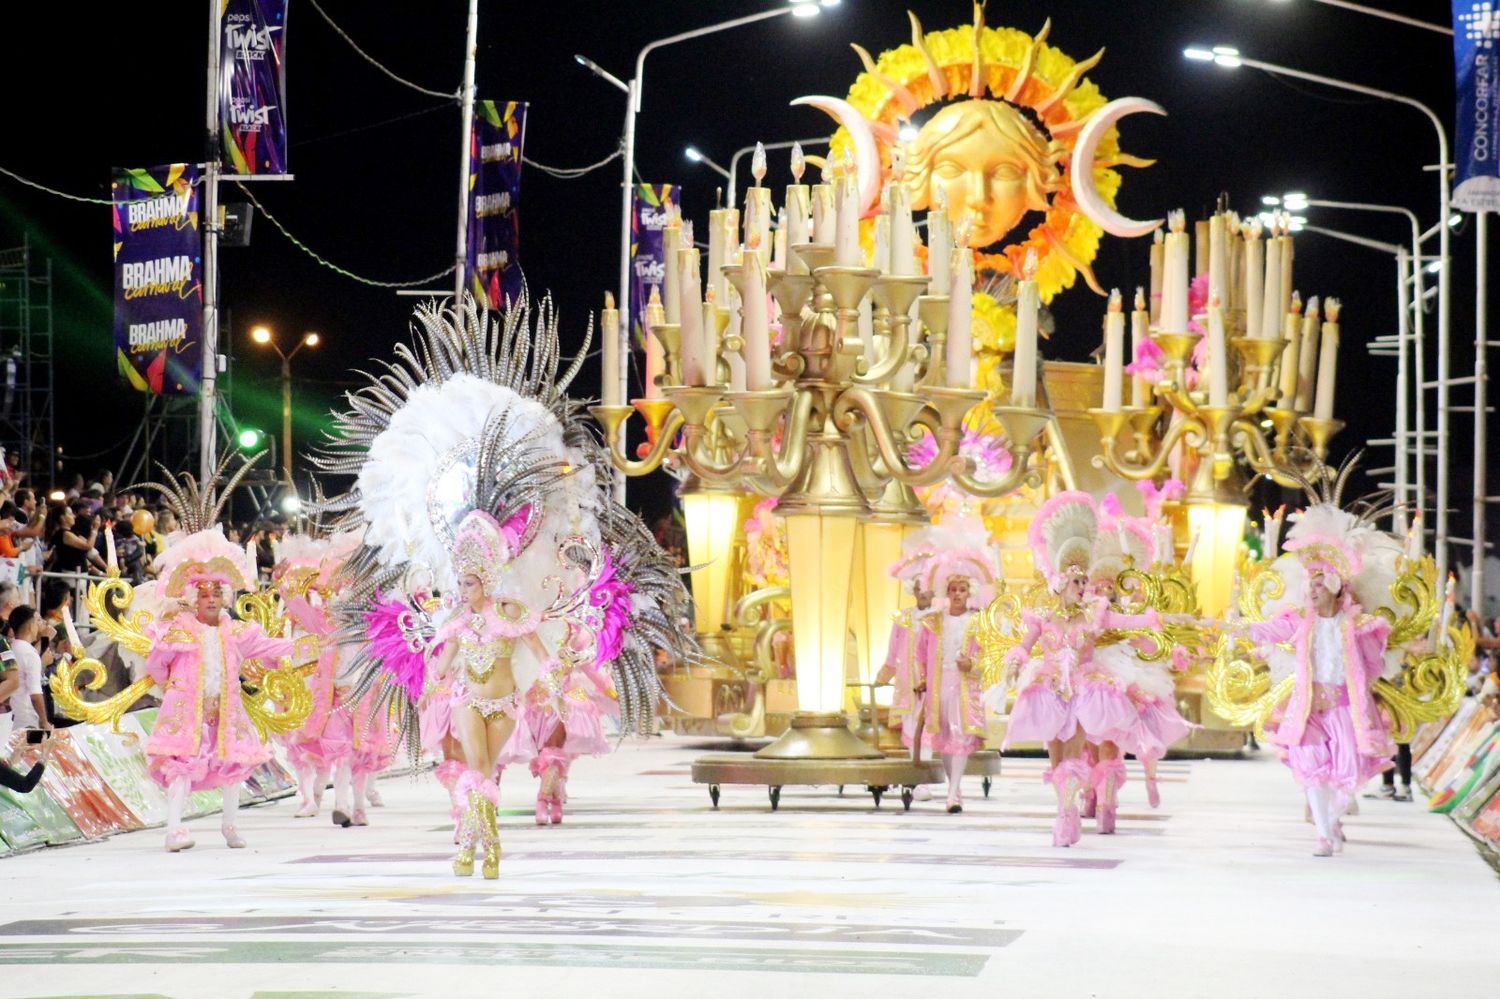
[334, 760, 353, 815]
[221, 781, 243, 829]
[1305, 785, 1335, 841]
[353, 771, 369, 812]
[166, 777, 190, 833]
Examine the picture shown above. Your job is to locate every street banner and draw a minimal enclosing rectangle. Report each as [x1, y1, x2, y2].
[630, 184, 681, 348]
[1453, 1, 1500, 210]
[466, 100, 528, 311]
[220, 0, 290, 175]
[22, 737, 143, 839]
[111, 164, 204, 395]
[74, 716, 166, 828]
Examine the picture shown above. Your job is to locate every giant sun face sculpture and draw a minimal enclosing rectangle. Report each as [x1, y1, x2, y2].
[795, 5, 1164, 299]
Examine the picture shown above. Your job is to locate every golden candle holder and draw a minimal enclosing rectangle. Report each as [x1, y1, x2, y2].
[1090, 328, 1344, 491]
[591, 231, 1053, 806]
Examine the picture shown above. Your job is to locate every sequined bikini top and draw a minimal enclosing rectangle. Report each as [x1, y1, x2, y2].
[441, 602, 538, 685]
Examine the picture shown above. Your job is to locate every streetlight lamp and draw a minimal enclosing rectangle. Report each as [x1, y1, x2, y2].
[249, 326, 319, 484]
[684, 145, 732, 185]
[1182, 44, 1456, 578]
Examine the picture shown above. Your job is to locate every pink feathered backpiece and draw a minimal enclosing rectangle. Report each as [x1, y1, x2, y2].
[365, 592, 429, 702]
[586, 547, 635, 669]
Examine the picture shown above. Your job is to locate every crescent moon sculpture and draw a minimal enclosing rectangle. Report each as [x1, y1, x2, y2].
[1070, 97, 1167, 238]
[790, 95, 882, 217]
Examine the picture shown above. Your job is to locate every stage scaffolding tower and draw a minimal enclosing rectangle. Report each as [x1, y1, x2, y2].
[0, 236, 56, 489]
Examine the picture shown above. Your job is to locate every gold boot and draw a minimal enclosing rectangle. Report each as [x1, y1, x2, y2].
[451, 792, 478, 877]
[479, 796, 501, 880]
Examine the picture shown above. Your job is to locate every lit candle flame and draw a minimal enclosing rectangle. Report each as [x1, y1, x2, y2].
[1324, 297, 1341, 322]
[751, 141, 767, 186]
[1023, 247, 1038, 280]
[790, 142, 805, 182]
[1134, 286, 1146, 311]
[604, 290, 615, 310]
[1108, 288, 1123, 312]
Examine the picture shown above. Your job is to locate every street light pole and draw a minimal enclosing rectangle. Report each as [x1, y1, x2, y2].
[1187, 48, 1454, 576]
[279, 354, 292, 484]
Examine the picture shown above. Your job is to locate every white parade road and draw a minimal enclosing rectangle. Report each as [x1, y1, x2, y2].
[0, 736, 1493, 999]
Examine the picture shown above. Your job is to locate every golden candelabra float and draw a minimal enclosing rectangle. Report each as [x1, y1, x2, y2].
[594, 237, 1055, 807]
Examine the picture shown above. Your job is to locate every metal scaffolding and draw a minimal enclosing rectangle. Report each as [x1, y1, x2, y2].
[0, 236, 55, 488]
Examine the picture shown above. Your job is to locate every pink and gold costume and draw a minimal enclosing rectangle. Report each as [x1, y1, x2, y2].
[143, 614, 294, 791]
[904, 610, 984, 755]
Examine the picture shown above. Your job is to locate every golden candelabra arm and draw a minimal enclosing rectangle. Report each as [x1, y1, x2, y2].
[1090, 408, 1208, 482]
[726, 388, 810, 493]
[854, 274, 929, 386]
[832, 385, 983, 488]
[588, 403, 687, 477]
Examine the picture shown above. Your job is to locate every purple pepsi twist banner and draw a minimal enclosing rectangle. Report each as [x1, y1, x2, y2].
[1454, 1, 1500, 210]
[112, 165, 204, 395]
[466, 100, 527, 311]
[220, 0, 289, 176]
[630, 184, 680, 348]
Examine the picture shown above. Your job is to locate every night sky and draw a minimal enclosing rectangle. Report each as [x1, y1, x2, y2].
[0, 0, 1483, 533]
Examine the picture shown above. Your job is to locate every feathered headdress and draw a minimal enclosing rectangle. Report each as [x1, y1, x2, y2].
[314, 292, 695, 747]
[1275, 451, 1402, 607]
[1030, 492, 1098, 591]
[132, 453, 262, 597]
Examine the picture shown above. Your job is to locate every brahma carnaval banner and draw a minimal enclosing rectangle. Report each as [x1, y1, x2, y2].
[111, 164, 204, 395]
[465, 100, 527, 311]
[220, 0, 289, 176]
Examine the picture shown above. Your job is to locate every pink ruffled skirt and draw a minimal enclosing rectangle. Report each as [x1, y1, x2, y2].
[1282, 703, 1393, 791]
[1004, 685, 1079, 747]
[147, 716, 266, 792]
[497, 701, 610, 767]
[1072, 677, 1139, 744]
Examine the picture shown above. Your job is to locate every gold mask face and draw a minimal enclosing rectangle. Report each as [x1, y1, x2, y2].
[906, 100, 1058, 249]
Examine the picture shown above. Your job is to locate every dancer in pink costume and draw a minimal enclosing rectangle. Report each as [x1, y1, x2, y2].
[1249, 535, 1394, 857]
[874, 580, 935, 737]
[906, 568, 988, 812]
[419, 668, 467, 838]
[136, 486, 308, 852]
[275, 536, 353, 822]
[997, 492, 1160, 846]
[498, 635, 617, 826]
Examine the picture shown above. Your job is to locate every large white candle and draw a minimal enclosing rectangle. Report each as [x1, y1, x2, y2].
[888, 146, 916, 276]
[740, 238, 773, 391]
[1244, 221, 1264, 342]
[772, 207, 788, 271]
[678, 246, 705, 386]
[1161, 210, 1190, 334]
[1279, 230, 1295, 319]
[1313, 298, 1341, 421]
[834, 167, 861, 266]
[601, 292, 621, 407]
[1103, 288, 1125, 412]
[643, 286, 666, 399]
[873, 204, 890, 274]
[786, 143, 811, 274]
[1295, 296, 1321, 412]
[928, 186, 952, 291]
[1275, 292, 1302, 411]
[1011, 250, 1040, 406]
[1207, 297, 1229, 407]
[1207, 213, 1227, 325]
[1130, 287, 1150, 407]
[662, 215, 681, 325]
[1261, 226, 1282, 341]
[810, 183, 834, 243]
[1194, 218, 1210, 281]
[1149, 229, 1164, 325]
[946, 243, 973, 387]
[706, 207, 729, 308]
[703, 288, 721, 387]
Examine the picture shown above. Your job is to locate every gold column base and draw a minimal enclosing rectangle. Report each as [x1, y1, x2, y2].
[752, 711, 885, 760]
